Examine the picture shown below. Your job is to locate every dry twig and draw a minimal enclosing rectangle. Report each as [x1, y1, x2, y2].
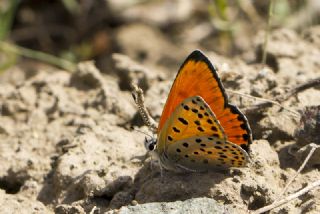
[279, 77, 320, 101]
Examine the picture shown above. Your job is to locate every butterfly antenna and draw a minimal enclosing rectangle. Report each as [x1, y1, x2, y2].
[133, 128, 154, 139]
[131, 84, 158, 133]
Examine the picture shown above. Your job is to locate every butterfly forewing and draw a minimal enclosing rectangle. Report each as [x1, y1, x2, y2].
[157, 50, 252, 152]
[165, 136, 249, 171]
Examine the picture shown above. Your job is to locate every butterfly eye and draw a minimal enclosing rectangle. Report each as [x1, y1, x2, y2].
[144, 137, 157, 151]
[148, 144, 155, 151]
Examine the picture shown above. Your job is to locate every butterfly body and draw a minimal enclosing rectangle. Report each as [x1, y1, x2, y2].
[146, 50, 252, 172]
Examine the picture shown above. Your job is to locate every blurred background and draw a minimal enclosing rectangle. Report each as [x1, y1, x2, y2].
[0, 0, 319, 76]
[0, 2, 320, 212]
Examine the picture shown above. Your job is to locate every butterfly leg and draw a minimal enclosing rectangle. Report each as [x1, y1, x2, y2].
[176, 163, 198, 172]
[149, 153, 157, 170]
[130, 153, 149, 163]
[159, 162, 164, 178]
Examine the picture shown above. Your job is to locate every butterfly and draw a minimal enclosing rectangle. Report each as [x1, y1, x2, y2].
[144, 50, 252, 172]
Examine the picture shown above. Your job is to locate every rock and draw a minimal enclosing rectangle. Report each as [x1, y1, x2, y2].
[107, 197, 236, 214]
[0, 189, 52, 214]
[51, 130, 144, 204]
[55, 204, 85, 214]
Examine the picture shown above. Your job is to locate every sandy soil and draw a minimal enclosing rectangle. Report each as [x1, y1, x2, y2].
[0, 13, 320, 214]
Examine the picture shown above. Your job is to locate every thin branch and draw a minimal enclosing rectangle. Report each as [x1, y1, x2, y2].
[279, 77, 320, 102]
[252, 179, 320, 214]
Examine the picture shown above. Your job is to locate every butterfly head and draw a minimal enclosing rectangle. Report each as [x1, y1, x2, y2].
[144, 137, 157, 152]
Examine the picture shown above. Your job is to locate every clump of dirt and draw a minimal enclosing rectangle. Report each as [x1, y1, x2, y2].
[1, 16, 320, 214]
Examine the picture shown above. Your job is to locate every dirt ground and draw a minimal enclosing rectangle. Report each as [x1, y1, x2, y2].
[0, 1, 320, 214]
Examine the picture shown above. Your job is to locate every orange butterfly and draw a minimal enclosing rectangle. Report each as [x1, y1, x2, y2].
[145, 50, 252, 172]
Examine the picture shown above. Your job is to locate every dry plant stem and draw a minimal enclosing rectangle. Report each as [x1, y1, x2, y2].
[131, 84, 157, 133]
[277, 144, 320, 199]
[243, 77, 320, 114]
[227, 89, 300, 117]
[252, 179, 320, 214]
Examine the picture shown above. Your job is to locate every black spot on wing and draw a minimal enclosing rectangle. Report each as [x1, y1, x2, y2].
[172, 127, 180, 133]
[211, 126, 218, 131]
[178, 117, 188, 125]
[197, 127, 205, 132]
[197, 113, 203, 118]
[240, 123, 246, 129]
[240, 144, 248, 151]
[242, 134, 249, 140]
[183, 105, 190, 111]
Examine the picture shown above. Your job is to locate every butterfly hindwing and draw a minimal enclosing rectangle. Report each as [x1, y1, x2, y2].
[157, 50, 252, 151]
[215, 105, 252, 152]
[156, 96, 226, 154]
[165, 136, 249, 172]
